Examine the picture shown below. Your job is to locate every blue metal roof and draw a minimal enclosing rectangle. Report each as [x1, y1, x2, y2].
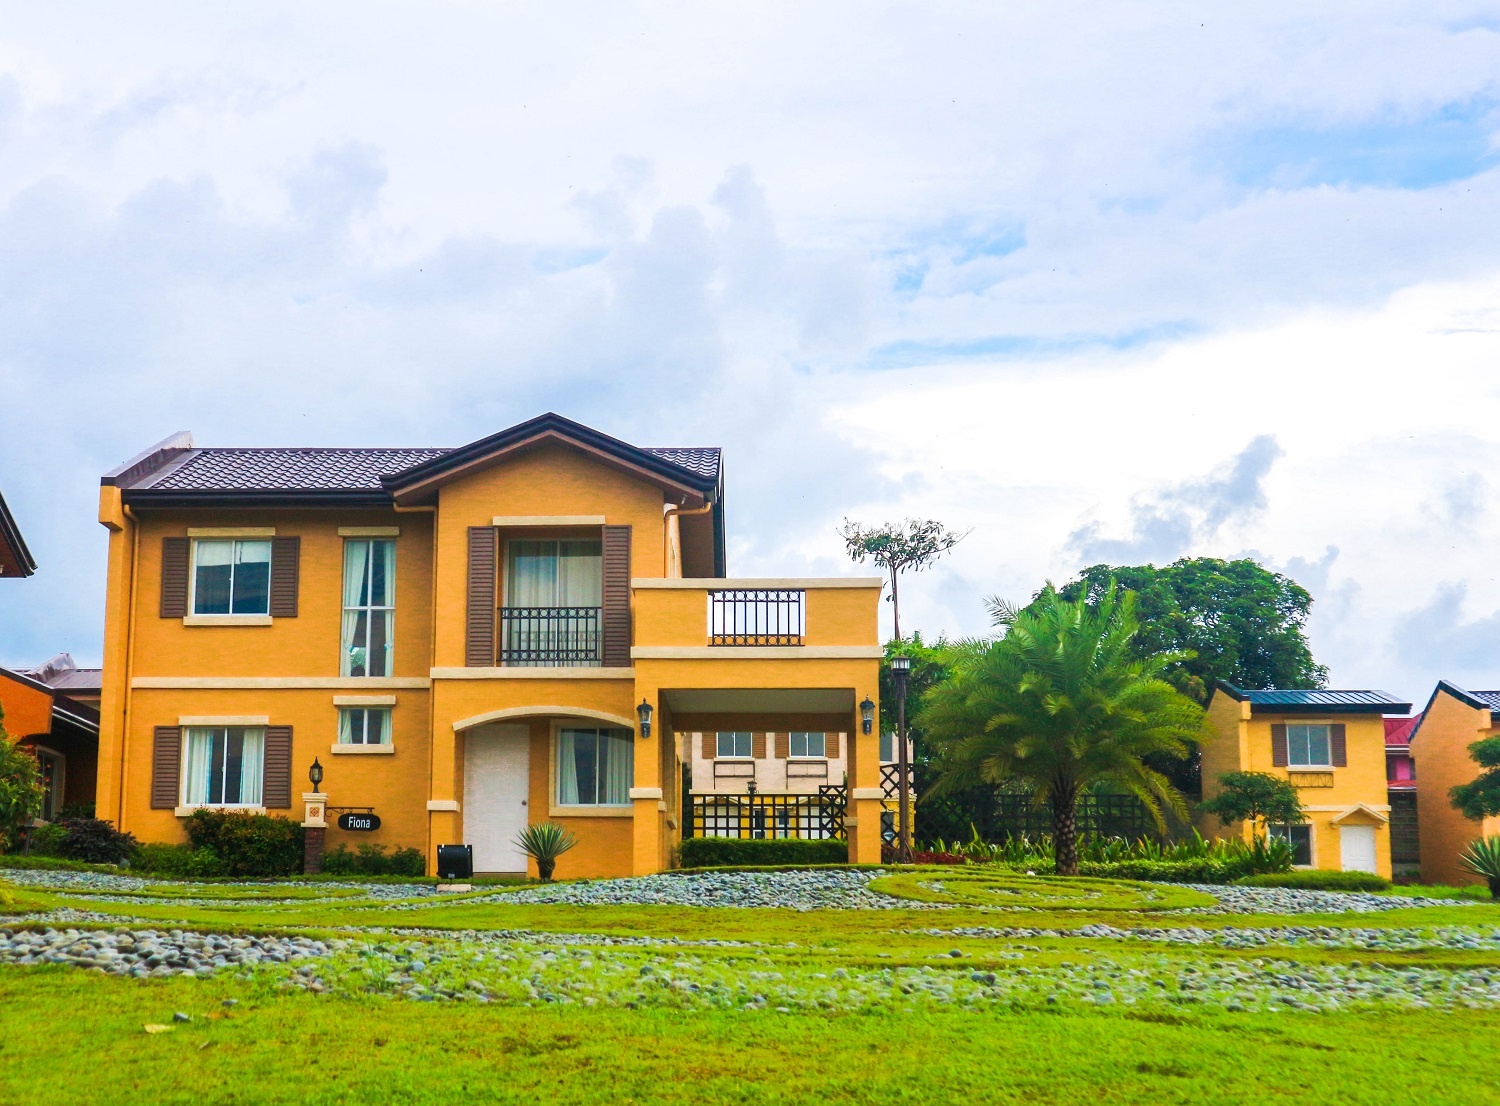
[1215, 682, 1411, 714]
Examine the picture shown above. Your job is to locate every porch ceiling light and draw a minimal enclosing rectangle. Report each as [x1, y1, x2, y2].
[637, 698, 654, 739]
[308, 757, 325, 793]
[860, 695, 875, 734]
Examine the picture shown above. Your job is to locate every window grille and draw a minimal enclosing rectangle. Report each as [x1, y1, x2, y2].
[708, 589, 804, 646]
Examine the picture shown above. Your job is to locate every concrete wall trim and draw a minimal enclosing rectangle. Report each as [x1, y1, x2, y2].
[332, 695, 398, 706]
[183, 615, 274, 627]
[492, 515, 606, 526]
[850, 787, 886, 800]
[629, 787, 663, 799]
[632, 577, 884, 590]
[338, 526, 400, 537]
[426, 800, 460, 811]
[187, 527, 276, 538]
[431, 667, 635, 680]
[178, 715, 269, 726]
[452, 706, 638, 731]
[631, 646, 884, 659]
[330, 744, 395, 755]
[133, 677, 431, 689]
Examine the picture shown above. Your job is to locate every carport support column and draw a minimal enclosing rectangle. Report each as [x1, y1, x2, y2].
[631, 681, 664, 875]
[847, 694, 884, 863]
[428, 712, 461, 876]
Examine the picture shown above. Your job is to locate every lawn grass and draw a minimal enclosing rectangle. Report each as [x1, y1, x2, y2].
[1, 967, 1497, 1106]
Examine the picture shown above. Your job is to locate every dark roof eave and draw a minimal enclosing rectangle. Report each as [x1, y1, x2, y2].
[122, 489, 396, 509]
[1248, 701, 1414, 716]
[0, 489, 37, 577]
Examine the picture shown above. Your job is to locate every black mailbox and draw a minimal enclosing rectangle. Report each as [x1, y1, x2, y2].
[436, 844, 473, 880]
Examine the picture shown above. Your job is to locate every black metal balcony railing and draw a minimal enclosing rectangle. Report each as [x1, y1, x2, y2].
[709, 588, 805, 646]
[499, 606, 602, 667]
[687, 788, 846, 840]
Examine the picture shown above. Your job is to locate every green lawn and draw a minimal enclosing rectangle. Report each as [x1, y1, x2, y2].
[4, 869, 1500, 1105]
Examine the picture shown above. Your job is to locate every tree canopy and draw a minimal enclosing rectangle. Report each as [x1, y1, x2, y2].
[1199, 771, 1305, 836]
[1449, 737, 1500, 821]
[918, 583, 1205, 875]
[841, 518, 966, 642]
[1047, 557, 1327, 703]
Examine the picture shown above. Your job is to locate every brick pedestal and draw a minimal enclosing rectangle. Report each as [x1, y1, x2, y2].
[303, 827, 326, 875]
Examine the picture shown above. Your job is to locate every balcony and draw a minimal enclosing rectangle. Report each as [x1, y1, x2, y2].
[709, 588, 805, 646]
[499, 606, 601, 667]
[631, 577, 883, 654]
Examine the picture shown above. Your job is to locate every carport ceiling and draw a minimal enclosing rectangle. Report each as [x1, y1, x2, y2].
[661, 688, 854, 714]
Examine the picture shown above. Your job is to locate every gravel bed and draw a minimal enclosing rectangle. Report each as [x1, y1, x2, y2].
[475, 869, 935, 911]
[2, 869, 436, 901]
[0, 925, 334, 978]
[1167, 884, 1477, 916]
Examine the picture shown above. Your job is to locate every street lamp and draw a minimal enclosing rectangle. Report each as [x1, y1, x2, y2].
[308, 757, 325, 795]
[890, 655, 913, 864]
[859, 695, 875, 735]
[636, 698, 654, 739]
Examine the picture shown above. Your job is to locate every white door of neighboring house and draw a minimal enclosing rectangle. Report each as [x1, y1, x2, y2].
[463, 724, 531, 874]
[1340, 824, 1378, 874]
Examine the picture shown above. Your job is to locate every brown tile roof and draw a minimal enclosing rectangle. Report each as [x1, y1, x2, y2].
[140, 448, 452, 492]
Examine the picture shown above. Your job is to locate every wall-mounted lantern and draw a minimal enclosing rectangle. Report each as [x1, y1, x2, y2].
[308, 757, 325, 794]
[859, 695, 875, 734]
[637, 698, 654, 739]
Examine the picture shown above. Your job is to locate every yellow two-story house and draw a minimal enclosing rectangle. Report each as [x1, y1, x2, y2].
[1201, 681, 1411, 877]
[93, 413, 886, 878]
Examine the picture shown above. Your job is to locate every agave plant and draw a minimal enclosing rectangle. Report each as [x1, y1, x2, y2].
[1459, 836, 1500, 898]
[514, 822, 579, 882]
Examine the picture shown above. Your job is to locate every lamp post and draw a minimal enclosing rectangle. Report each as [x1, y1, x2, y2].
[890, 654, 913, 864]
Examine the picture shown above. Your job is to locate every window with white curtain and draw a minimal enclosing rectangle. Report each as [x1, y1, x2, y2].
[506, 540, 602, 607]
[181, 727, 264, 806]
[342, 539, 395, 677]
[192, 539, 271, 615]
[556, 727, 632, 806]
[339, 707, 391, 745]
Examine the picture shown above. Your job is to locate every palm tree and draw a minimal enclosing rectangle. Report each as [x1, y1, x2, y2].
[918, 583, 1205, 875]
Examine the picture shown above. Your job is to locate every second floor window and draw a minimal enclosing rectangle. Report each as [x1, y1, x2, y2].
[193, 539, 271, 615]
[789, 731, 826, 758]
[342, 539, 395, 677]
[1287, 723, 1331, 768]
[507, 540, 602, 607]
[716, 731, 752, 758]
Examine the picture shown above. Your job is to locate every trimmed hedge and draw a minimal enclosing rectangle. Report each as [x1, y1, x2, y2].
[1236, 870, 1392, 893]
[1080, 858, 1239, 884]
[183, 809, 302, 877]
[133, 842, 228, 878]
[678, 837, 847, 868]
[322, 843, 426, 877]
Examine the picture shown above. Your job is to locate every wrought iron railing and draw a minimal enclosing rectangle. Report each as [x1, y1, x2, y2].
[498, 606, 601, 666]
[708, 589, 804, 646]
[687, 790, 845, 840]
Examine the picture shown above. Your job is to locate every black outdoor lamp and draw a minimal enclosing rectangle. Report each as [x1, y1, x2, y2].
[308, 757, 325, 795]
[890, 655, 913, 864]
[859, 695, 875, 735]
[636, 698, 654, 739]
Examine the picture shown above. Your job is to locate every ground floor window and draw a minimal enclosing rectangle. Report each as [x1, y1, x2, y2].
[182, 727, 264, 806]
[1269, 823, 1313, 867]
[557, 727, 632, 806]
[33, 748, 63, 821]
[339, 707, 391, 745]
[789, 731, 826, 758]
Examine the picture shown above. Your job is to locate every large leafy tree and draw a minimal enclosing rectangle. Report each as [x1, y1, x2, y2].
[918, 584, 1205, 875]
[1052, 558, 1327, 703]
[1449, 737, 1500, 821]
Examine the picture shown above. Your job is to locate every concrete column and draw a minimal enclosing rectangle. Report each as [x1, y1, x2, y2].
[301, 791, 328, 875]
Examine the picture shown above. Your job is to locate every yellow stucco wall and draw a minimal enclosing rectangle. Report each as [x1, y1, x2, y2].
[1412, 688, 1500, 886]
[95, 440, 882, 878]
[1199, 690, 1393, 877]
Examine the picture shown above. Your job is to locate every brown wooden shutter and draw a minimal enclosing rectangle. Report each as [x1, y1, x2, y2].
[826, 732, 841, 759]
[150, 726, 182, 808]
[601, 525, 632, 668]
[269, 537, 300, 618]
[1330, 723, 1347, 767]
[1271, 723, 1288, 767]
[752, 732, 767, 759]
[160, 538, 190, 617]
[701, 732, 715, 759]
[466, 527, 497, 667]
[263, 726, 293, 809]
[775, 732, 789, 759]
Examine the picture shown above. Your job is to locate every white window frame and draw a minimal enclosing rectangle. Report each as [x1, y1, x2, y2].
[338, 707, 392, 746]
[341, 538, 396, 677]
[180, 726, 266, 809]
[716, 731, 753, 759]
[1286, 722, 1333, 769]
[1269, 822, 1315, 869]
[190, 538, 272, 616]
[789, 731, 826, 759]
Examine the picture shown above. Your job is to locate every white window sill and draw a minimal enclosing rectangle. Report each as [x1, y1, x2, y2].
[330, 744, 395, 755]
[715, 756, 754, 762]
[175, 804, 266, 817]
[788, 756, 828, 762]
[1288, 766, 1334, 772]
[548, 804, 634, 818]
[183, 614, 273, 627]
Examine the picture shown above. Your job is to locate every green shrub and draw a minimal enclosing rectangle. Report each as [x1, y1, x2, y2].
[0, 854, 118, 873]
[1079, 858, 1238, 884]
[49, 818, 137, 864]
[321, 842, 426, 877]
[1236, 869, 1392, 892]
[0, 727, 44, 850]
[678, 837, 847, 868]
[1458, 836, 1500, 898]
[25, 822, 68, 857]
[183, 809, 302, 877]
[132, 842, 227, 878]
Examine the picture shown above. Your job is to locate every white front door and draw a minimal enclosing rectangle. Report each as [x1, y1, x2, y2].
[1340, 824, 1378, 874]
[463, 724, 531, 873]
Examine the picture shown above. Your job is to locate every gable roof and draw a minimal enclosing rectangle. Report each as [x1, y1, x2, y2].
[1410, 679, 1500, 745]
[1384, 715, 1419, 749]
[0, 487, 36, 578]
[1212, 681, 1411, 715]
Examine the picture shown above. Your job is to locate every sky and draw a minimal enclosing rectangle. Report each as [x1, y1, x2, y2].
[2, 3, 1500, 705]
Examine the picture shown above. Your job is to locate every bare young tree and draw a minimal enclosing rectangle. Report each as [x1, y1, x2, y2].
[839, 518, 966, 641]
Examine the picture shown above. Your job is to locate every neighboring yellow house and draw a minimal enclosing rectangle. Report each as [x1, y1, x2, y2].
[1200, 681, 1411, 877]
[93, 413, 885, 878]
[1409, 681, 1500, 887]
